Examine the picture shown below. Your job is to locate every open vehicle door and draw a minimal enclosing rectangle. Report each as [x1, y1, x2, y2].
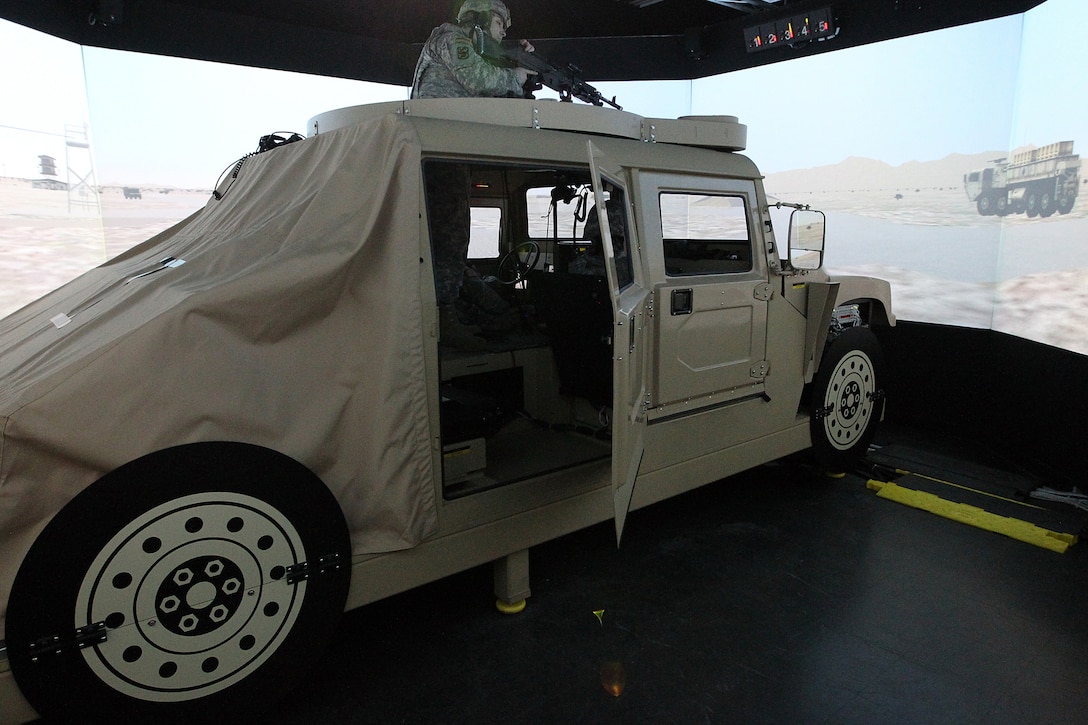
[587, 141, 649, 544]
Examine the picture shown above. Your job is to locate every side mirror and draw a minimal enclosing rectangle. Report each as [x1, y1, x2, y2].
[788, 209, 826, 270]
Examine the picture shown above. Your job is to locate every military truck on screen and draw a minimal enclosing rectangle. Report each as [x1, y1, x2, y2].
[0, 98, 893, 723]
[965, 140, 1080, 217]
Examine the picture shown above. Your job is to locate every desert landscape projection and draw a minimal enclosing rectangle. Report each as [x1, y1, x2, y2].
[764, 148, 1088, 355]
[2, 0, 1087, 355]
[0, 181, 208, 319]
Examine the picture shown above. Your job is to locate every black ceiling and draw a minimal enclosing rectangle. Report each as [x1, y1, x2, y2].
[0, 0, 1046, 85]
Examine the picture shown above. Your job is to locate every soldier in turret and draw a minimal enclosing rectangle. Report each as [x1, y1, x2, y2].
[413, 1, 536, 350]
[411, 0, 534, 100]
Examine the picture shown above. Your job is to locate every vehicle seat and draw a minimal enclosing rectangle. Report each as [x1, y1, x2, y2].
[528, 271, 612, 406]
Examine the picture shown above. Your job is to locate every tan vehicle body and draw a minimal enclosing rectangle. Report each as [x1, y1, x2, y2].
[0, 99, 893, 722]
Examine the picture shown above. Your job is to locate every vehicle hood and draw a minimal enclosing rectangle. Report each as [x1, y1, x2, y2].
[0, 113, 437, 633]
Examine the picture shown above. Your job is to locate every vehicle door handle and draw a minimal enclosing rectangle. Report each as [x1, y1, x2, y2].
[671, 288, 692, 315]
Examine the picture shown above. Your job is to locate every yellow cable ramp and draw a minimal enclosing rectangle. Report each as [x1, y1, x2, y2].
[867, 477, 1078, 554]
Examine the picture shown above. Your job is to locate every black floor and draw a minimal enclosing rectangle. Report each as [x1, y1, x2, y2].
[266, 425, 1088, 724]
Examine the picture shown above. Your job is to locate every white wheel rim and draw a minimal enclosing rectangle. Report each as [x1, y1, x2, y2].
[821, 349, 876, 451]
[75, 492, 307, 702]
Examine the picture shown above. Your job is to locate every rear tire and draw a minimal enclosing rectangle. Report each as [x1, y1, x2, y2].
[6, 442, 351, 724]
[810, 327, 886, 469]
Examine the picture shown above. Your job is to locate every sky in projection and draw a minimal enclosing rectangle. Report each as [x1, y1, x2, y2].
[2, 0, 1087, 353]
[3, 0, 1086, 187]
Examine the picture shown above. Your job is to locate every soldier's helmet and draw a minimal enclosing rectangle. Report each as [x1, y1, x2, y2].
[457, 0, 511, 27]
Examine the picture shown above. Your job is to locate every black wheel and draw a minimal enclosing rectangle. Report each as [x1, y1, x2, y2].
[1058, 195, 1075, 214]
[6, 442, 351, 723]
[995, 195, 1009, 216]
[976, 195, 994, 216]
[810, 326, 886, 468]
[495, 241, 540, 284]
[1026, 190, 1040, 218]
[1039, 189, 1056, 218]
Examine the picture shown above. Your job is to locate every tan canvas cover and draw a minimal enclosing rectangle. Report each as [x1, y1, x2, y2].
[0, 113, 438, 636]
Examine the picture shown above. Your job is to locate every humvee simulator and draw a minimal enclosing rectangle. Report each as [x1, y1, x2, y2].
[0, 98, 893, 722]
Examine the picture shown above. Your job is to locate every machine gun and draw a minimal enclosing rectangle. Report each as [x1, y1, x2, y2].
[474, 31, 622, 110]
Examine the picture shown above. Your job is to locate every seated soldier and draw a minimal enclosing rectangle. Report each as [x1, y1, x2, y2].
[570, 201, 624, 276]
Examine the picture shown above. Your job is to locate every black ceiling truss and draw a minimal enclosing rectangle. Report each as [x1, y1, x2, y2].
[0, 0, 1046, 85]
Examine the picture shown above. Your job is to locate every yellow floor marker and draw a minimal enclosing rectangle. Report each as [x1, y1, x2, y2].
[867, 480, 1078, 553]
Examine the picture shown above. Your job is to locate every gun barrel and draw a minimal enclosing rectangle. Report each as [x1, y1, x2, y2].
[479, 37, 621, 110]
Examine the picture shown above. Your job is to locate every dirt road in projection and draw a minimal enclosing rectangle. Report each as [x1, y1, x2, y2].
[4, 180, 1086, 355]
[769, 183, 1088, 354]
[0, 183, 207, 318]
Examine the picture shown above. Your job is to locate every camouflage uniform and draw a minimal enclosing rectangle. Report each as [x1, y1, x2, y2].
[568, 247, 607, 276]
[414, 9, 522, 307]
[415, 1, 524, 349]
[411, 23, 524, 100]
[424, 162, 471, 306]
[571, 201, 625, 275]
[425, 162, 519, 333]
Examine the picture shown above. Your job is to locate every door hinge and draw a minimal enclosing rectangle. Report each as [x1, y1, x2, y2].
[28, 621, 108, 662]
[750, 361, 770, 378]
[753, 282, 774, 301]
[285, 552, 345, 585]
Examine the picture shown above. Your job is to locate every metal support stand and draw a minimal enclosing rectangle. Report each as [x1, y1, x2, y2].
[493, 548, 530, 613]
[64, 123, 99, 214]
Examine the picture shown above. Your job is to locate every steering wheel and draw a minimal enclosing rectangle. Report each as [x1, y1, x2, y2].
[495, 241, 541, 285]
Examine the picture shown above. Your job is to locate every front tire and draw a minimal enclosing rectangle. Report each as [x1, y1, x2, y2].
[810, 326, 886, 468]
[6, 442, 351, 723]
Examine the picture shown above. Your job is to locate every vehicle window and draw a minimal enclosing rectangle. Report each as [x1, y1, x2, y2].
[520, 181, 632, 289]
[527, 184, 591, 241]
[423, 159, 634, 292]
[659, 192, 752, 276]
[469, 206, 501, 258]
[600, 185, 634, 290]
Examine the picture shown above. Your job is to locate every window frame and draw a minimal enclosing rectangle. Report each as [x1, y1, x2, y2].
[658, 190, 754, 277]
